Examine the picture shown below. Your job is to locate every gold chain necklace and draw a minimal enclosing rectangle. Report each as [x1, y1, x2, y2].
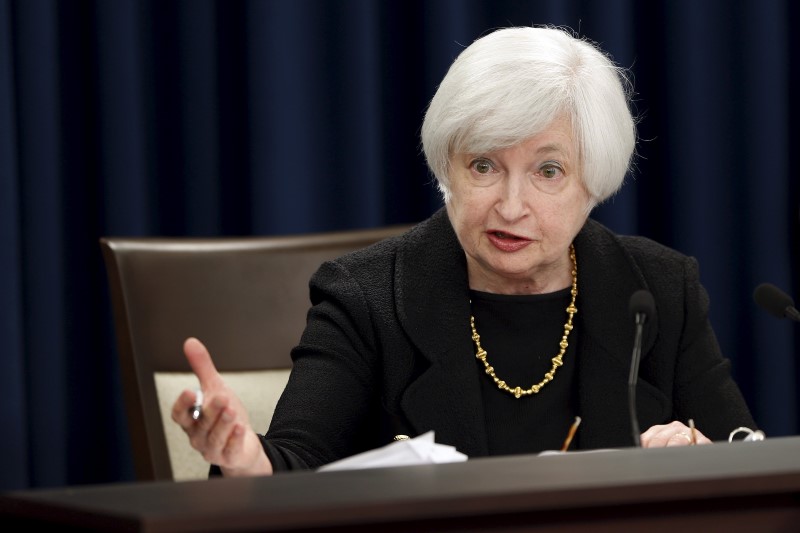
[470, 244, 578, 399]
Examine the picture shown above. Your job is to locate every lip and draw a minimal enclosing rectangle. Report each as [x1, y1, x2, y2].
[486, 230, 533, 252]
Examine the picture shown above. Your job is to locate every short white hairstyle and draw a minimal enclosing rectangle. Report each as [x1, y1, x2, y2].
[421, 26, 636, 207]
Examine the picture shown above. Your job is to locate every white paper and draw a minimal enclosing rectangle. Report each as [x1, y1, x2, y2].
[317, 431, 468, 472]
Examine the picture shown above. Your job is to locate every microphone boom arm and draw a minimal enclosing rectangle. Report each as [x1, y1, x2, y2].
[628, 312, 646, 447]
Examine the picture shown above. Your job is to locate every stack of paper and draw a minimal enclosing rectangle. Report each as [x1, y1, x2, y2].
[317, 431, 467, 472]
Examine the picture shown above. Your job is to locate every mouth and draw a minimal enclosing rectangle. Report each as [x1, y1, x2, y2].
[486, 230, 534, 252]
[489, 230, 529, 241]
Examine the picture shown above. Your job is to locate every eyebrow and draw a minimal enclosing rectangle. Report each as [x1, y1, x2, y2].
[536, 143, 572, 157]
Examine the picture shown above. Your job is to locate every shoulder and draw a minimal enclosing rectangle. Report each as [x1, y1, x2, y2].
[305, 209, 452, 301]
[575, 218, 702, 327]
[330, 208, 453, 274]
[580, 218, 696, 278]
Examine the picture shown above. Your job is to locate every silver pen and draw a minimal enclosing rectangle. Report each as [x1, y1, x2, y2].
[190, 388, 203, 421]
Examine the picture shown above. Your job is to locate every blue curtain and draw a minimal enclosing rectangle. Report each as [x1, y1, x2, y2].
[1, 0, 797, 490]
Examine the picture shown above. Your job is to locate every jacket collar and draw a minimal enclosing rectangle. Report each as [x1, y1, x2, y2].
[572, 220, 656, 369]
[394, 209, 659, 455]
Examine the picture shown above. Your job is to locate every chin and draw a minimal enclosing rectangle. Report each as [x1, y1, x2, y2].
[486, 261, 535, 279]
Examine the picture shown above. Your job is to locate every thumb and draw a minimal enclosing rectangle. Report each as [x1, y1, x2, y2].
[183, 337, 224, 389]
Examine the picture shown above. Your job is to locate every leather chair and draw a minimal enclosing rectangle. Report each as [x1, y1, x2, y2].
[100, 224, 412, 481]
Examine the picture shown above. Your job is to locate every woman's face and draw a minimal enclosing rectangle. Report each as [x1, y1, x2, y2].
[446, 115, 591, 294]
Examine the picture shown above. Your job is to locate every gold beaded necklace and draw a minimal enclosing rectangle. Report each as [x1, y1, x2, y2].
[469, 244, 578, 399]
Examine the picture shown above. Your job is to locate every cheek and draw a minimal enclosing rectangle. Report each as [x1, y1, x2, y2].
[454, 183, 495, 211]
[448, 183, 477, 217]
[541, 191, 590, 233]
[447, 190, 490, 244]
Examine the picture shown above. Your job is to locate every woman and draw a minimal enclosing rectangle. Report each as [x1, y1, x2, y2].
[173, 26, 756, 477]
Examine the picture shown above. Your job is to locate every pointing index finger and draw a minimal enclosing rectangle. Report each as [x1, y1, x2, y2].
[183, 337, 223, 390]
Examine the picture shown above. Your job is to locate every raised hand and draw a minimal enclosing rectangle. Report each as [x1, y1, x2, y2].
[171, 337, 273, 476]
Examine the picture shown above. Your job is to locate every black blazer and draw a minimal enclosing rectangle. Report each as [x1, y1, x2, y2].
[261, 208, 756, 471]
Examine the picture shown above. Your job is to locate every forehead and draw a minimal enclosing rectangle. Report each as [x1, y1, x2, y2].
[518, 114, 574, 153]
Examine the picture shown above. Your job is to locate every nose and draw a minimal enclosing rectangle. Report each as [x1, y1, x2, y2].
[495, 173, 529, 222]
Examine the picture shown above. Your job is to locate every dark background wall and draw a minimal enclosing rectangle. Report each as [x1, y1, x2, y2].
[1, 0, 797, 490]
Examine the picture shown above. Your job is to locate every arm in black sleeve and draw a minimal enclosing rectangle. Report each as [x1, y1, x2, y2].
[672, 256, 757, 441]
[258, 259, 385, 471]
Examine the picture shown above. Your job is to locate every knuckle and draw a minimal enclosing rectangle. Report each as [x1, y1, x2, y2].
[207, 432, 223, 449]
[201, 449, 216, 463]
[189, 433, 205, 450]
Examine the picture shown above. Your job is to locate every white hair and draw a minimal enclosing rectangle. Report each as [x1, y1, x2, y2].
[421, 26, 636, 208]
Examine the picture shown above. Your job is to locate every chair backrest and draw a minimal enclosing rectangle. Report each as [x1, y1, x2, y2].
[100, 224, 412, 482]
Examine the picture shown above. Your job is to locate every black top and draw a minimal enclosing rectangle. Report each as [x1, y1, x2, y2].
[471, 288, 578, 454]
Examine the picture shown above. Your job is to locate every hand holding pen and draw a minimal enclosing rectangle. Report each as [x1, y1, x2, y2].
[640, 420, 712, 447]
[171, 337, 273, 476]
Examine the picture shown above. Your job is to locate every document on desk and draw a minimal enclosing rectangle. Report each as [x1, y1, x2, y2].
[317, 431, 468, 472]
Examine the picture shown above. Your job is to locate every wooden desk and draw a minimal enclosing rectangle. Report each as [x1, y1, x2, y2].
[3, 436, 800, 532]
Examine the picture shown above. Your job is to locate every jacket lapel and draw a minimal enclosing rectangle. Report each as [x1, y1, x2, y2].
[393, 209, 490, 457]
[573, 220, 669, 448]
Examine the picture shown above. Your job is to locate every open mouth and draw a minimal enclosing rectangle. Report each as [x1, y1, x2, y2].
[486, 230, 533, 252]
[492, 231, 526, 240]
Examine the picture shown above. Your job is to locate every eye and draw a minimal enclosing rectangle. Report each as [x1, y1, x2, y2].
[470, 158, 494, 174]
[539, 162, 564, 180]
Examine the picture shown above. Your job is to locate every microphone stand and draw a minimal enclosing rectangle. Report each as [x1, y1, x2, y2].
[628, 312, 646, 447]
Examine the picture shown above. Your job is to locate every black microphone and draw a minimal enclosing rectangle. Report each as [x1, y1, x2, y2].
[628, 289, 656, 447]
[753, 283, 800, 322]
